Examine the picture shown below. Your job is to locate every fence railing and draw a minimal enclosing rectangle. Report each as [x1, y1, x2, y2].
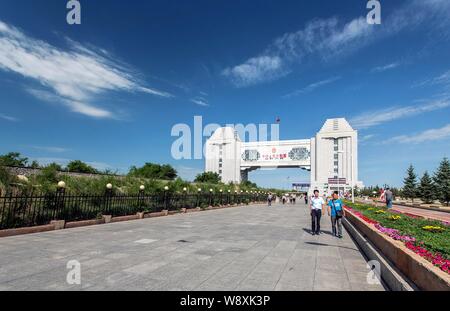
[0, 190, 266, 230]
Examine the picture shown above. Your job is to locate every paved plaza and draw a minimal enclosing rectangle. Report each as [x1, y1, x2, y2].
[392, 205, 450, 223]
[0, 203, 386, 291]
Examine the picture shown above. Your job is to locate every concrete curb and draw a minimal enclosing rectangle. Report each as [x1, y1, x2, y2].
[343, 217, 417, 291]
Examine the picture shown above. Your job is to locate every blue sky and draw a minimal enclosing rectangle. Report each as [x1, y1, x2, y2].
[0, 0, 449, 189]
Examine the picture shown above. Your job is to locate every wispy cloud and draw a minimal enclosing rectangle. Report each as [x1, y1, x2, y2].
[190, 93, 210, 107]
[360, 134, 376, 143]
[31, 146, 69, 153]
[350, 99, 450, 129]
[0, 113, 18, 122]
[222, 56, 287, 87]
[0, 20, 173, 119]
[414, 69, 450, 88]
[371, 62, 400, 73]
[190, 98, 209, 107]
[223, 0, 450, 87]
[385, 124, 450, 144]
[282, 76, 341, 98]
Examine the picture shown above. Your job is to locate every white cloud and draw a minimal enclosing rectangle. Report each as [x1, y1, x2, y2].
[222, 56, 287, 87]
[371, 62, 400, 73]
[191, 98, 209, 107]
[386, 124, 450, 144]
[31, 146, 68, 153]
[0, 113, 18, 122]
[415, 70, 450, 88]
[0, 20, 173, 119]
[350, 99, 450, 129]
[223, 0, 450, 87]
[360, 134, 376, 143]
[282, 76, 341, 98]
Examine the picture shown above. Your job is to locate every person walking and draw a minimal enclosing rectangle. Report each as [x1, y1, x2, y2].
[310, 190, 325, 235]
[328, 191, 345, 238]
[304, 192, 308, 205]
[385, 188, 393, 209]
[267, 193, 273, 206]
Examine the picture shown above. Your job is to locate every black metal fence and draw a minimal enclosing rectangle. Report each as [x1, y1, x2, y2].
[0, 190, 266, 230]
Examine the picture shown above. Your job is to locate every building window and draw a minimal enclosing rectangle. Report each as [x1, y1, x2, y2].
[219, 163, 222, 168]
[334, 154, 338, 159]
[334, 168, 338, 173]
[219, 158, 222, 163]
[219, 169, 222, 174]
[334, 161, 338, 166]
[334, 146, 338, 151]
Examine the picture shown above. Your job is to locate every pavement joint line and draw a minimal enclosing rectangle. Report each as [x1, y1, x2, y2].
[311, 234, 319, 291]
[134, 239, 158, 244]
[193, 238, 277, 290]
[273, 242, 298, 290]
[337, 229, 354, 289]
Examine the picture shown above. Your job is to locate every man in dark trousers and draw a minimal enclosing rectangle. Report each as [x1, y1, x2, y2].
[327, 191, 346, 238]
[310, 190, 325, 235]
[385, 188, 393, 209]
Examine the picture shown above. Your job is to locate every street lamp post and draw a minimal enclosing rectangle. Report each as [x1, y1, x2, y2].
[197, 188, 201, 208]
[164, 186, 169, 210]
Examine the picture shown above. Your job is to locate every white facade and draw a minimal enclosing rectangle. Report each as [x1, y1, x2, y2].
[205, 118, 363, 194]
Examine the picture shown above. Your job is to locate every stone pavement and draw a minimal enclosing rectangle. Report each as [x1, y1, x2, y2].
[392, 205, 450, 223]
[0, 203, 386, 291]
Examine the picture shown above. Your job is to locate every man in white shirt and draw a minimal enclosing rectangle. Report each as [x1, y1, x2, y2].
[310, 189, 325, 235]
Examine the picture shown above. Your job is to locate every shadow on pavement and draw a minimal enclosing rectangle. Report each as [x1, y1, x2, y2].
[302, 228, 334, 236]
[304, 241, 359, 252]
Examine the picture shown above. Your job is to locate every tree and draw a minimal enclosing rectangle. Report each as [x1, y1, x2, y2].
[194, 172, 221, 184]
[0, 152, 28, 167]
[159, 164, 177, 180]
[128, 163, 177, 180]
[418, 171, 434, 204]
[241, 180, 258, 189]
[67, 160, 98, 174]
[46, 162, 64, 171]
[30, 160, 40, 169]
[403, 165, 418, 203]
[0, 166, 13, 195]
[433, 157, 450, 206]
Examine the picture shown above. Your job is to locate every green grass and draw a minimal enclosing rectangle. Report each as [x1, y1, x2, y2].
[344, 201, 450, 258]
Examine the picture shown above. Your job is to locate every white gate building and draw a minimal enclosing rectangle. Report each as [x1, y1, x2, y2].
[205, 118, 364, 194]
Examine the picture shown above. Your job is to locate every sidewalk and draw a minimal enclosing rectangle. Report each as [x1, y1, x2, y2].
[0, 202, 385, 291]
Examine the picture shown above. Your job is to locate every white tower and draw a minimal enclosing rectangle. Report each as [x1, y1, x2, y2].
[310, 118, 363, 194]
[205, 127, 242, 184]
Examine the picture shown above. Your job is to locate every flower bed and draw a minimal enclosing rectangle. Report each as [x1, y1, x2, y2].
[344, 202, 450, 276]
